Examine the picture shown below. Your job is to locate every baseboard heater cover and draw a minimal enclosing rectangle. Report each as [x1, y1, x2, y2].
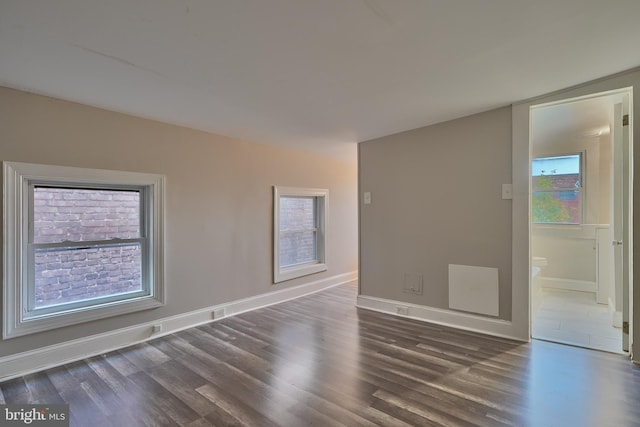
[448, 264, 499, 317]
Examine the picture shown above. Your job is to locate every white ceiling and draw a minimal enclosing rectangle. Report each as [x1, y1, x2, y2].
[532, 93, 624, 149]
[1, 1, 640, 162]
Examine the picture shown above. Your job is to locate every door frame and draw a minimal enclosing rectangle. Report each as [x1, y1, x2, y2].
[526, 88, 632, 352]
[510, 68, 638, 361]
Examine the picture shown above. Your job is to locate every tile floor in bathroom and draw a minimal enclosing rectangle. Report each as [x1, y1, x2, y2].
[532, 287, 624, 354]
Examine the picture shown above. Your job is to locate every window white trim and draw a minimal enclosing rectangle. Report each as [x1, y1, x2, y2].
[273, 186, 328, 283]
[3, 162, 165, 338]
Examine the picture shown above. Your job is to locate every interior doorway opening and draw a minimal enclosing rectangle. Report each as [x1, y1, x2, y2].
[529, 88, 632, 354]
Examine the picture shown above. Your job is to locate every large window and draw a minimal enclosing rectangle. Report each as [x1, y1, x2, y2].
[3, 162, 165, 338]
[273, 186, 328, 283]
[532, 153, 582, 224]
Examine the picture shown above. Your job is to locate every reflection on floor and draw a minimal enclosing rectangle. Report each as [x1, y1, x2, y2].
[532, 288, 623, 354]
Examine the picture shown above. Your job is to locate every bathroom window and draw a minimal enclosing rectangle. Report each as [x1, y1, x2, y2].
[532, 153, 582, 224]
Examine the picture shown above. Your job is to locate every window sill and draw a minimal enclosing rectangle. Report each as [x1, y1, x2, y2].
[274, 262, 327, 283]
[6, 293, 165, 339]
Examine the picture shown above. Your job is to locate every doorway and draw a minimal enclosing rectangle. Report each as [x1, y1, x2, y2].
[529, 88, 632, 353]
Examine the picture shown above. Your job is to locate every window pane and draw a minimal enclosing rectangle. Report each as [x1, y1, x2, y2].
[279, 197, 316, 231]
[532, 191, 580, 224]
[532, 155, 581, 190]
[34, 244, 142, 309]
[33, 187, 140, 244]
[532, 154, 581, 224]
[279, 230, 317, 267]
[273, 187, 327, 284]
[532, 174, 581, 191]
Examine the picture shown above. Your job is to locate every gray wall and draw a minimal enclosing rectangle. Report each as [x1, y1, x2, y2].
[0, 86, 358, 357]
[360, 68, 640, 361]
[359, 107, 513, 320]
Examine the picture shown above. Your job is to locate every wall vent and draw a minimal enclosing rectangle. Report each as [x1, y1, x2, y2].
[448, 264, 499, 316]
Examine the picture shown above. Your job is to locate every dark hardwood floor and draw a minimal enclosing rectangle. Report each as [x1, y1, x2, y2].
[1, 281, 639, 426]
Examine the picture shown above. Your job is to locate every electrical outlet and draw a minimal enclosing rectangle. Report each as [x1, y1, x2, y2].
[213, 308, 226, 319]
[152, 324, 162, 334]
[396, 306, 409, 316]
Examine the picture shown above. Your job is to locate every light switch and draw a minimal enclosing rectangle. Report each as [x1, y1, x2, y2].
[502, 184, 513, 200]
[363, 192, 372, 205]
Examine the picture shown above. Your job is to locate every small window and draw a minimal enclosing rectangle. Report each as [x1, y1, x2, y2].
[532, 154, 582, 224]
[273, 187, 328, 283]
[3, 162, 165, 338]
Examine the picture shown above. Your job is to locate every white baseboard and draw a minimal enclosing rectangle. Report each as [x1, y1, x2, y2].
[0, 271, 357, 382]
[356, 294, 523, 342]
[537, 276, 596, 293]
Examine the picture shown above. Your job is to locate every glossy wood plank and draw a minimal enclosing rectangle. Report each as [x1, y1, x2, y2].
[1, 281, 639, 426]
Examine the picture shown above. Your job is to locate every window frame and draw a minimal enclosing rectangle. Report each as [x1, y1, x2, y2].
[273, 186, 328, 283]
[3, 161, 165, 338]
[531, 152, 584, 225]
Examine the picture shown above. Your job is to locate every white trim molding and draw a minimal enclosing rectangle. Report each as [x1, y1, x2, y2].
[273, 186, 329, 283]
[514, 78, 638, 359]
[0, 271, 357, 382]
[357, 294, 523, 342]
[3, 161, 166, 338]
